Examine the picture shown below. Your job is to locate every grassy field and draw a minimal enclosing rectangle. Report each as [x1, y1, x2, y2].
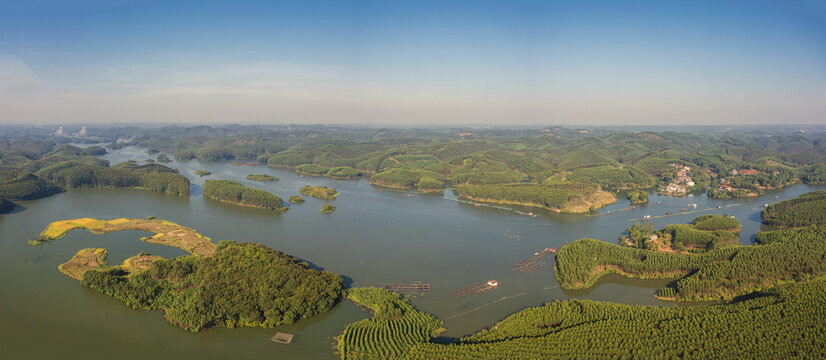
[34, 217, 216, 256]
[58, 248, 108, 280]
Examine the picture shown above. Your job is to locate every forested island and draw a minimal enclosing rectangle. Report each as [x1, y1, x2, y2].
[288, 195, 305, 204]
[32, 217, 345, 332]
[453, 183, 615, 213]
[203, 180, 286, 210]
[299, 185, 339, 200]
[246, 174, 278, 182]
[320, 204, 336, 213]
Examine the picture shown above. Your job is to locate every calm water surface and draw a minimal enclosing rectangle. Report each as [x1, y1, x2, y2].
[0, 146, 819, 359]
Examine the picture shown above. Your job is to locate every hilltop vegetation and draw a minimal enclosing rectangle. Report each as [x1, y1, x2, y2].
[370, 168, 446, 192]
[0, 170, 64, 200]
[203, 180, 285, 210]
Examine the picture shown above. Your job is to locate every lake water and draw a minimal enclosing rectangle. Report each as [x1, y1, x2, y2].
[1, 146, 819, 359]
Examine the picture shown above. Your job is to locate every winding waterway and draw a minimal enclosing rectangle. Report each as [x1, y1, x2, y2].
[1, 146, 820, 359]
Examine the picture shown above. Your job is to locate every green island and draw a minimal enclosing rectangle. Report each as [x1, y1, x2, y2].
[341, 279, 826, 359]
[320, 204, 336, 213]
[622, 214, 740, 253]
[295, 164, 362, 179]
[156, 153, 172, 163]
[195, 170, 211, 176]
[33, 217, 344, 332]
[453, 183, 615, 213]
[299, 185, 339, 200]
[203, 180, 286, 210]
[288, 195, 305, 204]
[245, 174, 278, 182]
[370, 168, 446, 193]
[555, 192, 826, 301]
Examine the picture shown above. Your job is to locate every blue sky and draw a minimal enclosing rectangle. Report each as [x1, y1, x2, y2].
[1, 0, 824, 125]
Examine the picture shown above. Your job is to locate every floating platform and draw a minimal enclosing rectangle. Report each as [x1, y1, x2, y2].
[513, 248, 557, 274]
[629, 204, 740, 222]
[378, 283, 431, 292]
[448, 280, 500, 299]
[270, 332, 294, 344]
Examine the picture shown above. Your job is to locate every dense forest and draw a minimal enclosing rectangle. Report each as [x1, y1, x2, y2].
[556, 192, 826, 300]
[762, 190, 826, 227]
[203, 180, 285, 210]
[81, 241, 344, 331]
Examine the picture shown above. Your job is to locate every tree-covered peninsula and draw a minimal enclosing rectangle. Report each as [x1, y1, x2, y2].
[203, 180, 286, 210]
[555, 192, 826, 301]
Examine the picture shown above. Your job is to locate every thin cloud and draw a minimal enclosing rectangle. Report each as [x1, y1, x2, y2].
[0, 55, 42, 92]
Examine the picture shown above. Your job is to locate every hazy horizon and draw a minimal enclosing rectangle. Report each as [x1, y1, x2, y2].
[1, 0, 825, 126]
